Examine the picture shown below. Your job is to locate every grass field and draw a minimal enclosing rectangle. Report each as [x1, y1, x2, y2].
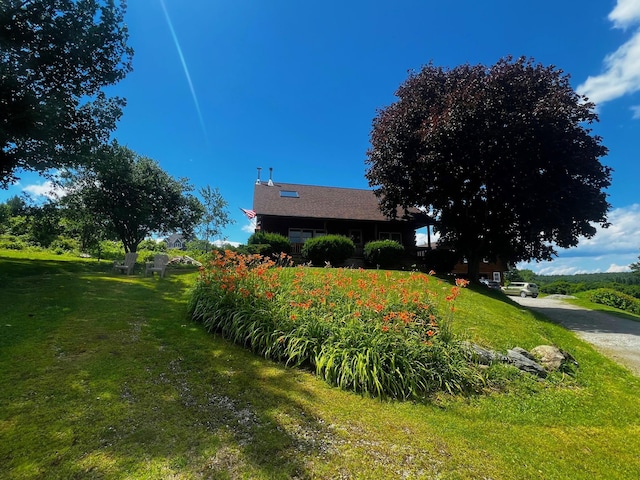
[1, 250, 639, 479]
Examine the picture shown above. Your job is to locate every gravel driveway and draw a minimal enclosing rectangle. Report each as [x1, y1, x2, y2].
[510, 294, 640, 376]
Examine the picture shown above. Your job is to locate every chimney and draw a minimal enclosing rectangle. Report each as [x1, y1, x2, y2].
[256, 167, 262, 185]
[268, 167, 274, 186]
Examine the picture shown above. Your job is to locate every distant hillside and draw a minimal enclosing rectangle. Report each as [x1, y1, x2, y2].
[536, 272, 640, 285]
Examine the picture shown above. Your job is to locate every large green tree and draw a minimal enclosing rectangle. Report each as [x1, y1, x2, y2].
[366, 56, 611, 279]
[0, 0, 133, 186]
[62, 143, 204, 253]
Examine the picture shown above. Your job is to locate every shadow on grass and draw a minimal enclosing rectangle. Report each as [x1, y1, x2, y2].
[0, 254, 335, 479]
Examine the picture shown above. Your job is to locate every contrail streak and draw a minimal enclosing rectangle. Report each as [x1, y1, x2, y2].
[159, 0, 208, 142]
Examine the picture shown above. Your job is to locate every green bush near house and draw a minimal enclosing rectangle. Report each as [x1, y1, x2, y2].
[247, 231, 292, 257]
[363, 239, 405, 269]
[301, 234, 355, 266]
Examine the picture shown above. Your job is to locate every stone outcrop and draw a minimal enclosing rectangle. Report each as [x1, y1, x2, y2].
[467, 343, 577, 378]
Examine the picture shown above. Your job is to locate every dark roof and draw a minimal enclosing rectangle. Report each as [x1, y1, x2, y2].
[253, 182, 427, 224]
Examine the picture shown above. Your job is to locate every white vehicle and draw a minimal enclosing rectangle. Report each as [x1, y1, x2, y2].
[502, 282, 539, 298]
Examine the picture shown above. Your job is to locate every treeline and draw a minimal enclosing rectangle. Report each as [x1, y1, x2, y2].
[509, 268, 640, 299]
[538, 272, 640, 285]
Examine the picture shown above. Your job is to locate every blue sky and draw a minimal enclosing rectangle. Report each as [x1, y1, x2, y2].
[4, 0, 640, 274]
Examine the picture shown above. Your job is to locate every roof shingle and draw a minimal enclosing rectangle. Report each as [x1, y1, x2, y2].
[253, 182, 423, 222]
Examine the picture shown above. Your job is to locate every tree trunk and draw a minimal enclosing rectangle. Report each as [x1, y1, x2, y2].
[466, 254, 481, 282]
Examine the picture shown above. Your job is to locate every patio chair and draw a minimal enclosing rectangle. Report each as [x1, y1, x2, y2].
[113, 252, 138, 275]
[145, 254, 169, 278]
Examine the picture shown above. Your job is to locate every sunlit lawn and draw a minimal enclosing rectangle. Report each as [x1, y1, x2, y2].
[1, 250, 639, 479]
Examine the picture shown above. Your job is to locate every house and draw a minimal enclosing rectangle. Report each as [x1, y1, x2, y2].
[250, 173, 507, 280]
[252, 179, 431, 259]
[165, 233, 186, 250]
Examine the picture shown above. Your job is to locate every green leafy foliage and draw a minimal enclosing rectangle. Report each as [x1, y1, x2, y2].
[60, 143, 204, 253]
[590, 289, 640, 315]
[301, 235, 355, 266]
[247, 231, 292, 257]
[0, 0, 133, 186]
[363, 240, 405, 269]
[0, 235, 26, 250]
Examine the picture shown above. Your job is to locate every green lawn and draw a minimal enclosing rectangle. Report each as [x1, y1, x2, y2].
[1, 250, 639, 479]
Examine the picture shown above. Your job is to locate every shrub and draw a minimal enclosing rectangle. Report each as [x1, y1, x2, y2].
[364, 240, 405, 269]
[88, 240, 124, 260]
[590, 288, 640, 315]
[301, 235, 355, 266]
[541, 280, 573, 295]
[247, 231, 291, 257]
[0, 235, 26, 250]
[49, 237, 78, 253]
[138, 239, 167, 252]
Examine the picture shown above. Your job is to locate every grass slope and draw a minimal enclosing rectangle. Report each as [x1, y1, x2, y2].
[1, 251, 639, 479]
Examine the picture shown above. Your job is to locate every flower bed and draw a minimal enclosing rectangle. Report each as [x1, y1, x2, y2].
[188, 250, 484, 398]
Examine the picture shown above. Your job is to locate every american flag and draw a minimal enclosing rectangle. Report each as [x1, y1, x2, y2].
[241, 208, 256, 220]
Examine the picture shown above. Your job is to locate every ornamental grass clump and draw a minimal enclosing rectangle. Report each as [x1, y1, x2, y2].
[189, 250, 484, 398]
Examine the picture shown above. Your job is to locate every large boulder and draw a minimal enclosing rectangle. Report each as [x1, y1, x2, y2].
[530, 345, 576, 371]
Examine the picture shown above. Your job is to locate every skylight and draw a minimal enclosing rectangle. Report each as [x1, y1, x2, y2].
[279, 190, 299, 198]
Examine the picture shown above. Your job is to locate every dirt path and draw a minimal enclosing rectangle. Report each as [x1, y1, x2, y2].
[511, 295, 640, 376]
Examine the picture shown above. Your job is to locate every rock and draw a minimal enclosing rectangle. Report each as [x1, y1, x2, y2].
[168, 255, 202, 267]
[510, 347, 536, 361]
[467, 344, 508, 365]
[530, 345, 578, 371]
[530, 345, 564, 371]
[507, 348, 547, 378]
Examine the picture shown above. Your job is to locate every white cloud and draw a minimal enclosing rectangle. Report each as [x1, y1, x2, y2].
[534, 264, 587, 276]
[22, 180, 66, 199]
[576, 1, 640, 108]
[518, 204, 640, 274]
[567, 204, 640, 255]
[213, 239, 241, 248]
[241, 222, 256, 234]
[609, 0, 640, 29]
[606, 263, 632, 273]
[632, 105, 640, 118]
[577, 32, 640, 105]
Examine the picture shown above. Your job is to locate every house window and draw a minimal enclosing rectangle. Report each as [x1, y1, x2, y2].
[492, 271, 501, 282]
[379, 232, 402, 243]
[280, 190, 299, 198]
[288, 229, 325, 243]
